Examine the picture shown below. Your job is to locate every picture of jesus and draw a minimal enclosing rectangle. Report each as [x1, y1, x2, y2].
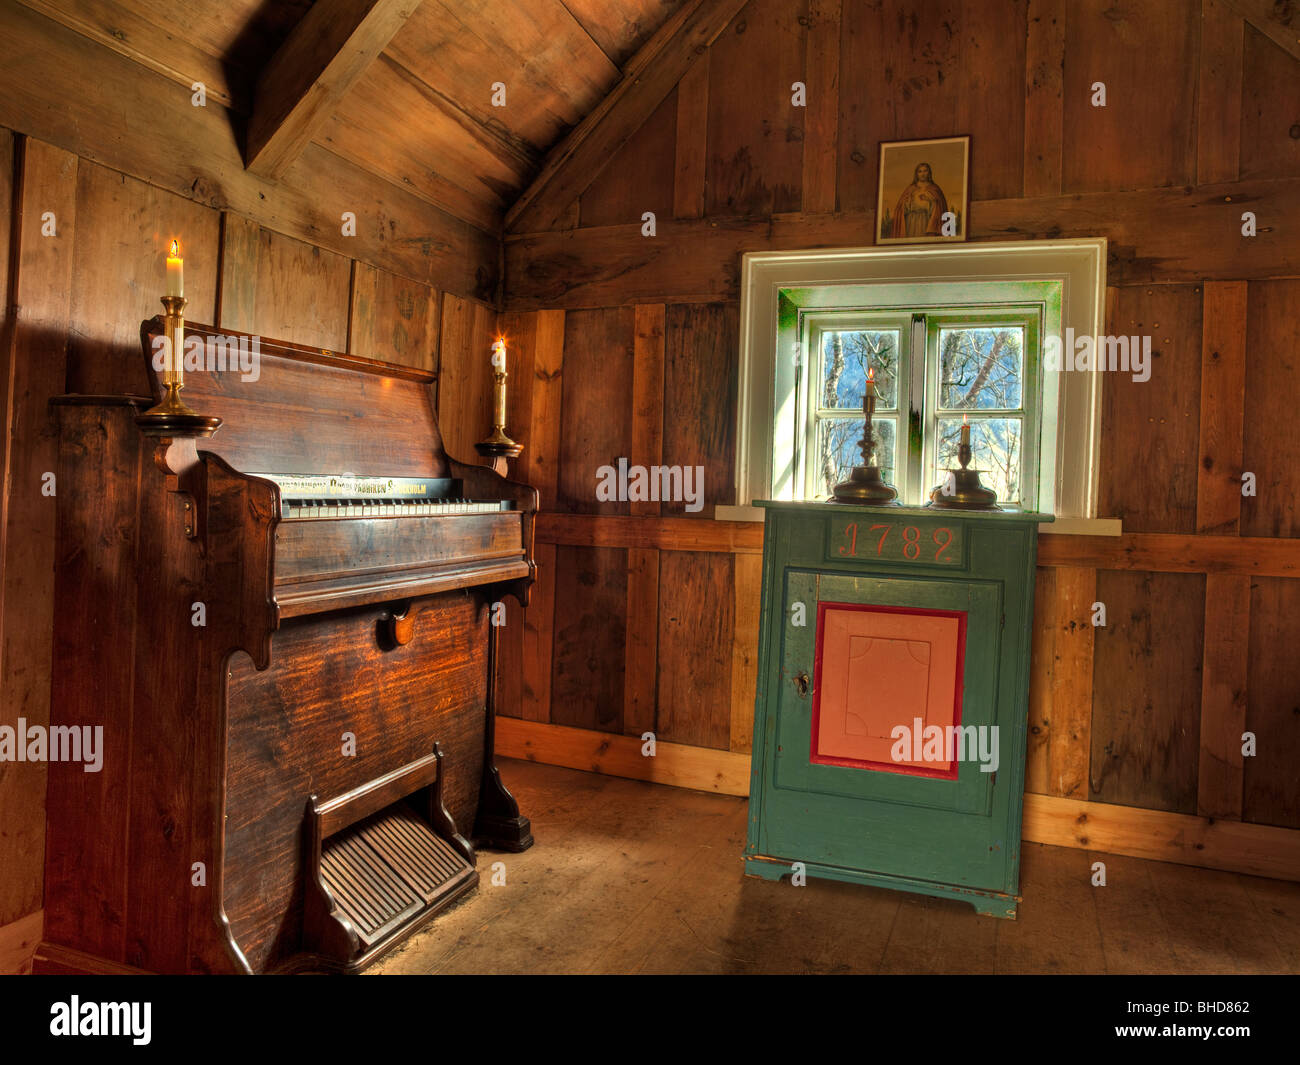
[876, 136, 969, 245]
[890, 163, 949, 238]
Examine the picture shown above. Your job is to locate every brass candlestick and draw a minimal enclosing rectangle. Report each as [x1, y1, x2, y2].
[136, 295, 222, 438]
[475, 368, 523, 462]
[929, 433, 999, 509]
[830, 373, 898, 505]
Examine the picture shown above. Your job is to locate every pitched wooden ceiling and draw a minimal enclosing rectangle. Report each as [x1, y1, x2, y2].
[20, 0, 688, 237]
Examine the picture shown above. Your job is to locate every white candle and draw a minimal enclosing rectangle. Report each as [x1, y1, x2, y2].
[491, 338, 506, 373]
[166, 240, 184, 297]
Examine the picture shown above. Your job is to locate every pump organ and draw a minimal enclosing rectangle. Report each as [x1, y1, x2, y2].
[43, 318, 535, 974]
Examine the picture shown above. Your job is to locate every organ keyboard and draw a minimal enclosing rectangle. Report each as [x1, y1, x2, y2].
[262, 474, 513, 519]
[43, 318, 536, 974]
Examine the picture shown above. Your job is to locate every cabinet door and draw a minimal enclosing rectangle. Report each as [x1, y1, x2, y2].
[756, 568, 1018, 893]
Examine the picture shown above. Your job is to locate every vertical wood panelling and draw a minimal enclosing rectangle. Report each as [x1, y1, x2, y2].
[1196, 281, 1247, 535]
[1242, 279, 1300, 538]
[519, 309, 566, 508]
[1062, 0, 1199, 194]
[673, 53, 710, 219]
[216, 213, 261, 333]
[630, 304, 667, 514]
[705, 0, 807, 217]
[1024, 0, 1066, 197]
[1238, 24, 1300, 181]
[438, 294, 498, 463]
[521, 310, 565, 723]
[1026, 568, 1052, 793]
[662, 303, 738, 516]
[0, 138, 78, 925]
[1090, 571, 1205, 814]
[1026, 566, 1095, 798]
[1195, 280, 1250, 822]
[836, 0, 1027, 211]
[347, 262, 439, 371]
[557, 306, 635, 514]
[493, 311, 538, 723]
[550, 545, 628, 733]
[624, 547, 660, 736]
[656, 551, 733, 749]
[1198, 573, 1250, 819]
[800, 0, 841, 214]
[252, 228, 351, 350]
[217, 217, 353, 347]
[624, 304, 667, 735]
[522, 537, 558, 723]
[837, 0, 956, 214]
[1099, 285, 1202, 533]
[953, 0, 1028, 202]
[0, 129, 12, 550]
[1196, 0, 1243, 184]
[730, 550, 762, 752]
[65, 162, 220, 396]
[580, 91, 678, 229]
[1244, 578, 1300, 828]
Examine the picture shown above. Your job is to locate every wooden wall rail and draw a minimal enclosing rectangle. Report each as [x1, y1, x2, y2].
[504, 179, 1300, 309]
[496, 719, 1300, 883]
[535, 513, 1300, 577]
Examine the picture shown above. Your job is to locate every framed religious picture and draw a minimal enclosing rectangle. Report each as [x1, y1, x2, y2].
[875, 136, 970, 245]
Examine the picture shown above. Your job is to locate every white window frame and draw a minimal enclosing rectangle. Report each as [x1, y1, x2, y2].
[734, 239, 1109, 520]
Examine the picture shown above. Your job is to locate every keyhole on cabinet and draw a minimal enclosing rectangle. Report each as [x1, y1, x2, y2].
[794, 671, 809, 697]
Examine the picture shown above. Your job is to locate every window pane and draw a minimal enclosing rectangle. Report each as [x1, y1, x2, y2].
[821, 330, 900, 410]
[935, 417, 1022, 504]
[938, 327, 1022, 410]
[816, 417, 896, 498]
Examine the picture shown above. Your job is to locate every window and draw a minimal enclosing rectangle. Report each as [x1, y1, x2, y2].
[799, 307, 1041, 507]
[735, 240, 1109, 519]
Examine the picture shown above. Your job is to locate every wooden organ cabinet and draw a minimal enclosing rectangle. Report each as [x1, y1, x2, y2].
[42, 318, 536, 973]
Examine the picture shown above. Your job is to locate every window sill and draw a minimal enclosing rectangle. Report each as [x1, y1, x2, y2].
[715, 504, 1122, 538]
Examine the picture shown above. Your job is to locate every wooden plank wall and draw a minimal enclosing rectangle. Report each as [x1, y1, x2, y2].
[495, 0, 1300, 867]
[0, 131, 499, 958]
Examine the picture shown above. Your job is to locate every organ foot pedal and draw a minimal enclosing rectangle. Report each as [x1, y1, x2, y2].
[302, 745, 476, 973]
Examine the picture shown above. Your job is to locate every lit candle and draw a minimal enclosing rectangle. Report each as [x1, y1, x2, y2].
[961, 412, 970, 447]
[491, 337, 507, 374]
[864, 366, 876, 420]
[165, 239, 184, 297]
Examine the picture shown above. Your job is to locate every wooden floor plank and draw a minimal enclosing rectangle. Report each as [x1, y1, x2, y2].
[1146, 859, 1292, 974]
[1088, 853, 1181, 974]
[992, 843, 1107, 974]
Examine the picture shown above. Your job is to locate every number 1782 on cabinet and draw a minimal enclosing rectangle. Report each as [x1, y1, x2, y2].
[832, 519, 964, 566]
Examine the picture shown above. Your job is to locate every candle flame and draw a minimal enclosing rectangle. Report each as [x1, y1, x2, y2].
[168, 239, 181, 258]
[963, 412, 968, 424]
[867, 366, 875, 381]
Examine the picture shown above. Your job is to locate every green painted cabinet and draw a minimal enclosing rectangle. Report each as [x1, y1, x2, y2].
[744, 501, 1051, 918]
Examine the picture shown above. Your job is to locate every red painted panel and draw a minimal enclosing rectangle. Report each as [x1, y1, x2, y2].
[810, 602, 967, 779]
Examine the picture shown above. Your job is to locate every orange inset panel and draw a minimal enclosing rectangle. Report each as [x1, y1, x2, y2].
[810, 603, 966, 778]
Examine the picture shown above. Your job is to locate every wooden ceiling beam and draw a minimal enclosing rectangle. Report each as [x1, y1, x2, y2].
[1224, 0, 1300, 61]
[505, 0, 748, 234]
[245, 0, 420, 178]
